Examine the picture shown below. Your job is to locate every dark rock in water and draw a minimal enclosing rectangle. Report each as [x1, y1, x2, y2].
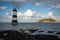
[24, 35, 37, 40]
[29, 30, 37, 33]
[0, 30, 60, 40]
[0, 30, 24, 40]
[47, 31, 54, 33]
[38, 31, 44, 32]
[34, 34, 58, 40]
[56, 32, 60, 34]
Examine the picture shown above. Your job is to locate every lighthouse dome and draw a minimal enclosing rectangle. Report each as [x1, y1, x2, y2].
[13, 8, 17, 12]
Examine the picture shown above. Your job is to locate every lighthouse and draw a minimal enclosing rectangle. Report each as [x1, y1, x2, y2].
[12, 8, 18, 25]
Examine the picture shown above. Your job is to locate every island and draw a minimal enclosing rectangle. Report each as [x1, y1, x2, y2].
[37, 18, 56, 23]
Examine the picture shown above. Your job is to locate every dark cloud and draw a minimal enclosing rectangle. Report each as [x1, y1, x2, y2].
[10, 2, 22, 8]
[0, 0, 26, 2]
[26, 0, 60, 6]
[0, 0, 25, 8]
[26, 0, 42, 6]
[0, 0, 60, 8]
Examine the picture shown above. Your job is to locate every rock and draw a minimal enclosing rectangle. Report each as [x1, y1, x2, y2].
[47, 31, 54, 33]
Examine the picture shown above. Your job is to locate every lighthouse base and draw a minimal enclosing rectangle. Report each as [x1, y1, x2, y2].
[12, 22, 18, 25]
[12, 20, 18, 25]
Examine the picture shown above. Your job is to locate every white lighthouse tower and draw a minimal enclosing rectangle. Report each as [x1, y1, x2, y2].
[12, 8, 18, 25]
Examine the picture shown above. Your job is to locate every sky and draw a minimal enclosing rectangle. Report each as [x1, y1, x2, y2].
[0, 0, 60, 22]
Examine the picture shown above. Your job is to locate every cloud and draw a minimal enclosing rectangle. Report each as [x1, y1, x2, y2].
[0, 6, 7, 10]
[23, 9, 33, 20]
[55, 4, 60, 8]
[48, 4, 60, 10]
[26, 0, 60, 6]
[48, 11, 53, 17]
[35, 2, 41, 6]
[0, 9, 41, 22]
[42, 11, 54, 19]
[23, 9, 33, 17]
[17, 9, 40, 21]
[0, 0, 25, 8]
[26, 0, 42, 6]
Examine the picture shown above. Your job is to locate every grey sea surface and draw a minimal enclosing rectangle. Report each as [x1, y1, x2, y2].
[0, 22, 60, 32]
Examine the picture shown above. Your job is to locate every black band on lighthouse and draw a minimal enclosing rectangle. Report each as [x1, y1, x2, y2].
[12, 8, 18, 25]
[13, 15, 17, 17]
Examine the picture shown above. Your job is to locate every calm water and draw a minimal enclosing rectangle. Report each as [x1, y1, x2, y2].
[0, 23, 60, 32]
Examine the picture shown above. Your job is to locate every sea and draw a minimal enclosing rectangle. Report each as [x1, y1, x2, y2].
[0, 22, 60, 38]
[0, 22, 60, 32]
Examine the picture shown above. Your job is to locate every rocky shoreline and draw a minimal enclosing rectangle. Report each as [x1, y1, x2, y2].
[0, 30, 60, 40]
